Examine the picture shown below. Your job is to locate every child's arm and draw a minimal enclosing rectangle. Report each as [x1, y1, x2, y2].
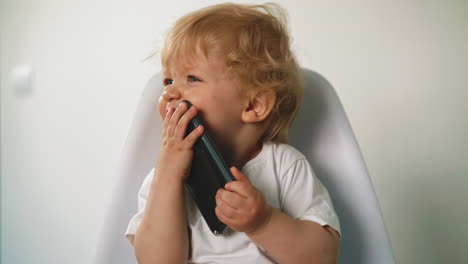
[133, 176, 189, 263]
[133, 103, 204, 264]
[216, 167, 340, 264]
[247, 208, 339, 263]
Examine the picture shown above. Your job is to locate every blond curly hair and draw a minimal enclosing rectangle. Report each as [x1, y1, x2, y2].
[147, 2, 303, 143]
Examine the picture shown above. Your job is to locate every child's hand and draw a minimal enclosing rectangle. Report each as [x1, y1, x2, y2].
[215, 166, 273, 235]
[154, 102, 204, 183]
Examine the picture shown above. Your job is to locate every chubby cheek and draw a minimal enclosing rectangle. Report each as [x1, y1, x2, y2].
[199, 102, 242, 139]
[157, 96, 167, 120]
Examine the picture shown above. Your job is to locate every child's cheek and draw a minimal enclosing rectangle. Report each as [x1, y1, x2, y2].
[157, 97, 167, 119]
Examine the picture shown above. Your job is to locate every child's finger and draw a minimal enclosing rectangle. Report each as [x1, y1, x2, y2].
[184, 125, 204, 146]
[215, 206, 232, 226]
[174, 105, 198, 139]
[215, 195, 238, 219]
[162, 106, 174, 137]
[225, 167, 253, 197]
[224, 181, 252, 198]
[167, 102, 187, 136]
[217, 189, 246, 210]
[230, 166, 250, 183]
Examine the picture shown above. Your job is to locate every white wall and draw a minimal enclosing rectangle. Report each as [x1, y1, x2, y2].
[1, 0, 467, 263]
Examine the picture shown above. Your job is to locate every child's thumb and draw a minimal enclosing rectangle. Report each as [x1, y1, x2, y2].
[230, 166, 249, 182]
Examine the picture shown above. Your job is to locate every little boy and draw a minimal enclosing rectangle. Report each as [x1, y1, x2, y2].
[125, 3, 341, 263]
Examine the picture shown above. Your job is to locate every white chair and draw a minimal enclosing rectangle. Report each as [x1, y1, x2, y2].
[93, 69, 396, 264]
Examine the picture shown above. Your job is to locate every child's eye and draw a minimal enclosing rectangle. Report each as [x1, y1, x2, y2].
[163, 78, 173, 85]
[188, 75, 202, 82]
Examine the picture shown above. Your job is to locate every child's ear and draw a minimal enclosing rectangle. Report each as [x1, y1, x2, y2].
[241, 89, 276, 123]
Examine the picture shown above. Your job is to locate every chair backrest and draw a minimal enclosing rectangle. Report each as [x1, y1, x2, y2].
[93, 73, 165, 264]
[289, 69, 396, 263]
[93, 69, 396, 264]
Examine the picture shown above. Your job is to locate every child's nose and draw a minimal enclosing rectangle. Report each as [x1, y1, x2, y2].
[162, 83, 183, 104]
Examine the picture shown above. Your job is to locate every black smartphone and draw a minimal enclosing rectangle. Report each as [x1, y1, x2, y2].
[182, 100, 236, 236]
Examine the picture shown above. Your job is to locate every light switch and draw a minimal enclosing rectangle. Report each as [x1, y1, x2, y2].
[12, 64, 34, 95]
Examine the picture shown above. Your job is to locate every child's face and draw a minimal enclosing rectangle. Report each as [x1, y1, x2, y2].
[158, 53, 247, 148]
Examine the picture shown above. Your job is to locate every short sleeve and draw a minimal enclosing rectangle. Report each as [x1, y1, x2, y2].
[280, 159, 341, 237]
[124, 168, 155, 243]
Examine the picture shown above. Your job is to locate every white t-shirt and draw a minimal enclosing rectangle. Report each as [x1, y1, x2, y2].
[125, 142, 341, 263]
